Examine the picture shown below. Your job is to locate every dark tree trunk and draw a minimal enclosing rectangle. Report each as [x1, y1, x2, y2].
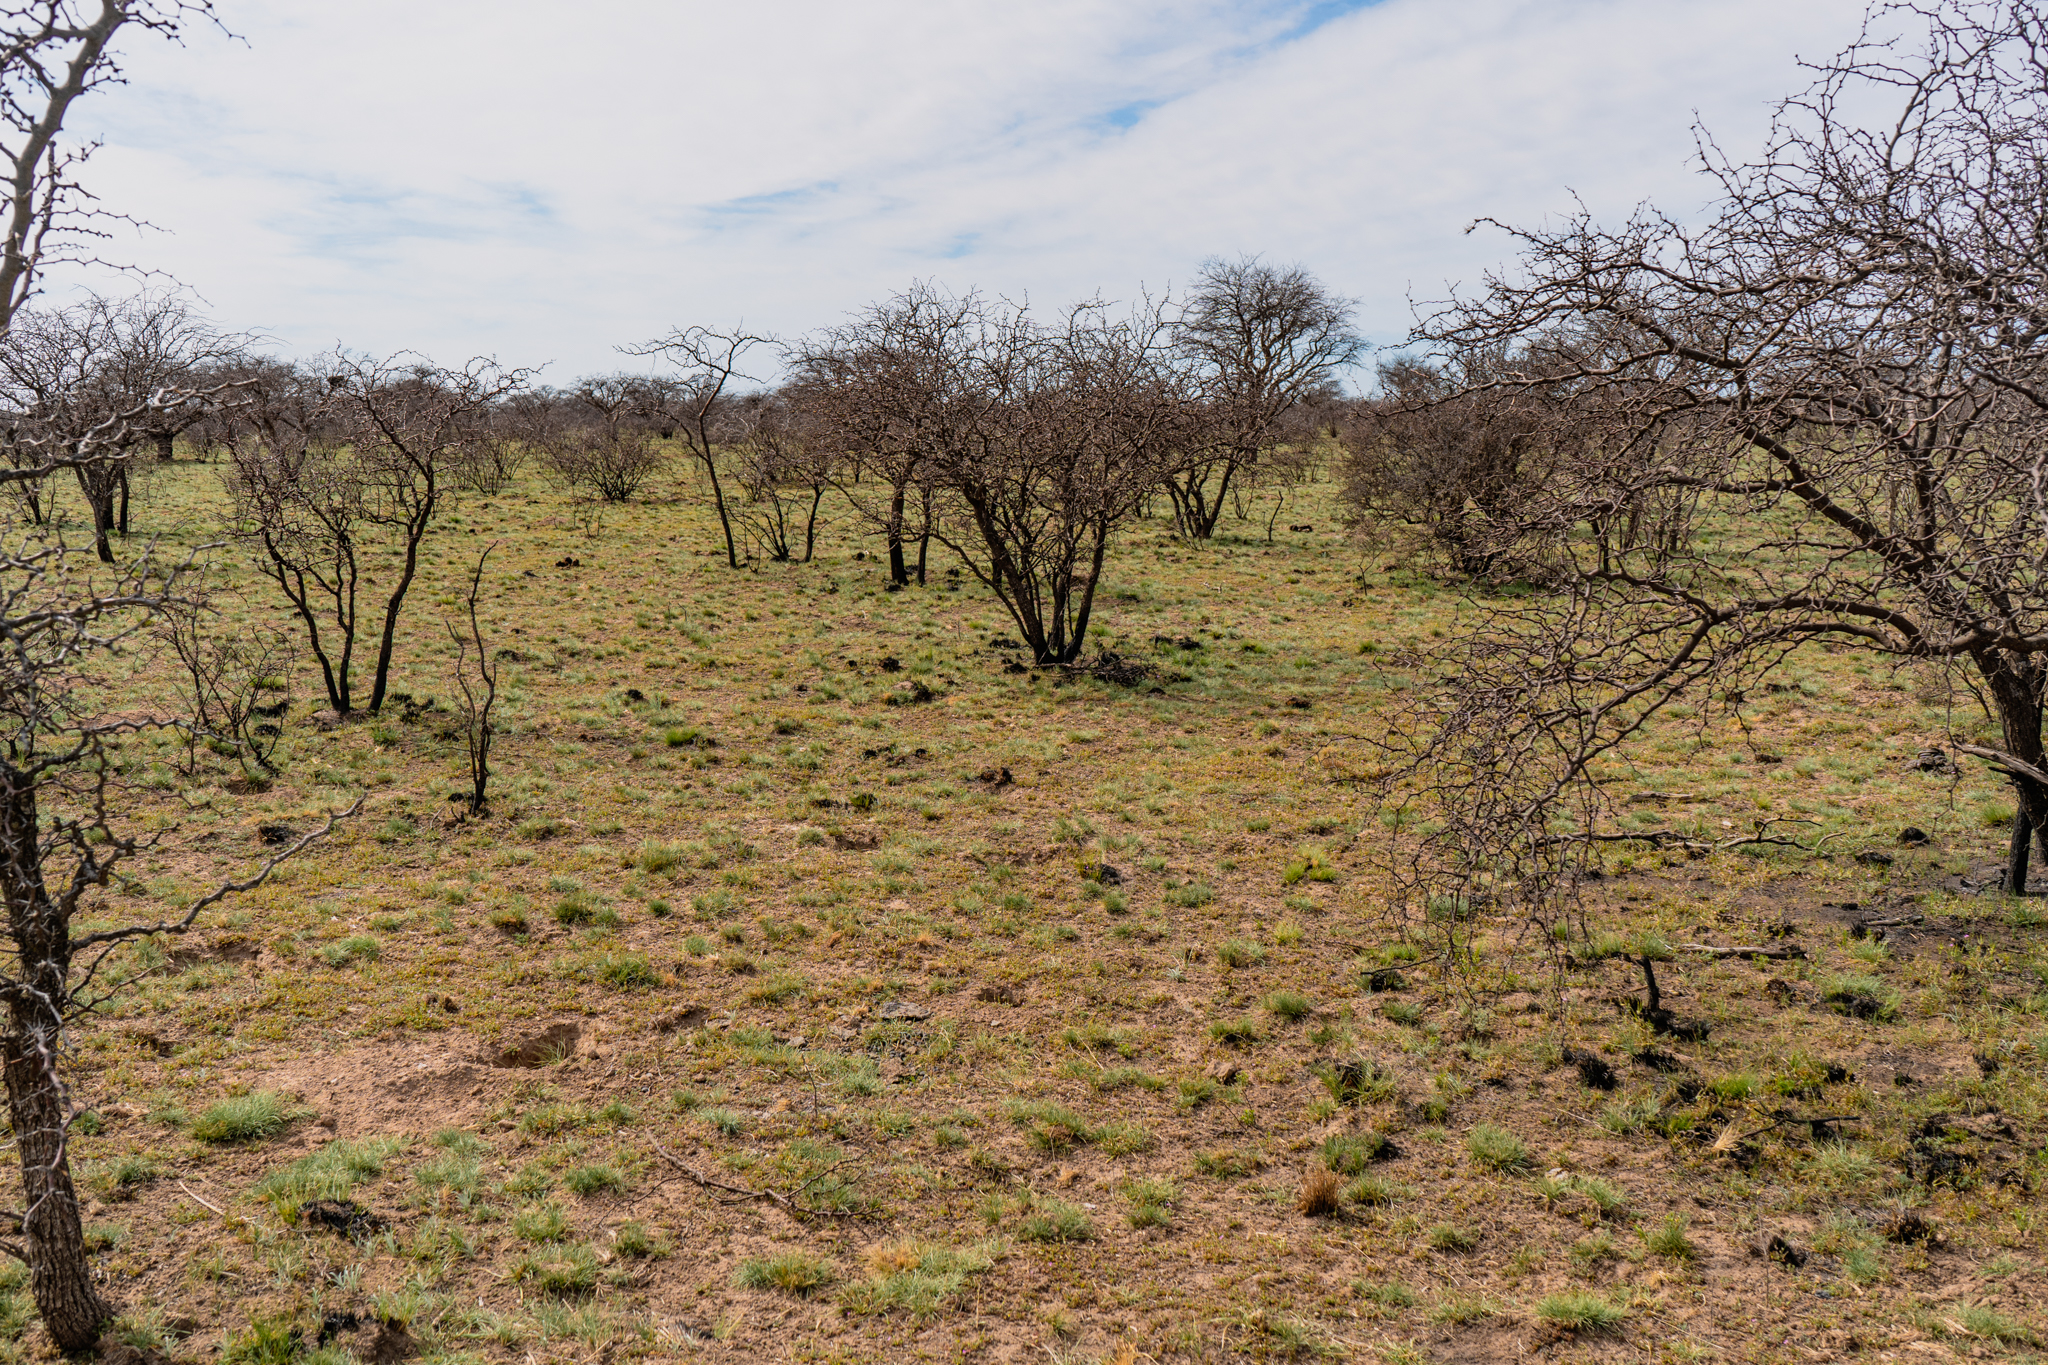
[1980, 652, 2048, 896]
[88, 502, 113, 564]
[155, 432, 174, 462]
[2, 1029, 108, 1349]
[0, 774, 112, 1350]
[801, 486, 823, 563]
[886, 483, 909, 586]
[116, 467, 129, 537]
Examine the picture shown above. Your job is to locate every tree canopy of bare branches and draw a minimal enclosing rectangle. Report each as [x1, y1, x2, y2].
[1339, 347, 1567, 575]
[1165, 256, 1360, 540]
[622, 329, 769, 566]
[726, 389, 833, 563]
[1378, 0, 2048, 959]
[802, 285, 1189, 663]
[0, 292, 245, 554]
[228, 353, 526, 715]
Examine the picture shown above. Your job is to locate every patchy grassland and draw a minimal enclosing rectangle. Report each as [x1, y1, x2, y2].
[35, 455, 2048, 1364]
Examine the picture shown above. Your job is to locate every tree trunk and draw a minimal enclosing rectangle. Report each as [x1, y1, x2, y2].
[698, 453, 740, 569]
[116, 467, 129, 537]
[1980, 652, 2048, 896]
[2, 1029, 109, 1349]
[88, 501, 113, 564]
[801, 487, 823, 563]
[0, 774, 112, 1350]
[886, 483, 909, 586]
[155, 432, 174, 462]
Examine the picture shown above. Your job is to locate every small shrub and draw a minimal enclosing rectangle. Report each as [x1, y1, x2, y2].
[191, 1092, 293, 1144]
[1465, 1123, 1530, 1173]
[1297, 1165, 1342, 1216]
[736, 1251, 835, 1295]
[1265, 990, 1313, 1021]
[1166, 881, 1215, 908]
[1216, 937, 1266, 968]
[564, 1164, 627, 1196]
[1536, 1291, 1628, 1333]
[1016, 1196, 1094, 1242]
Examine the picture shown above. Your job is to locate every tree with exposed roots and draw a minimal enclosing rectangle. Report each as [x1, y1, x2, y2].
[1377, 0, 2048, 963]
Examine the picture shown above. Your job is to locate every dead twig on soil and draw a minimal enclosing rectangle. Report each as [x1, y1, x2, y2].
[650, 1141, 868, 1219]
[1676, 944, 1807, 960]
[1730, 1114, 1866, 1145]
[177, 1181, 225, 1216]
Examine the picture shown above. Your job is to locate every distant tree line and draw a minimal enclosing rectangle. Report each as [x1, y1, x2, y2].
[0, 258, 1364, 679]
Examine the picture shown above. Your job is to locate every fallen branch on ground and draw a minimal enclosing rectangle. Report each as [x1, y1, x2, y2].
[1676, 944, 1807, 960]
[651, 1142, 867, 1219]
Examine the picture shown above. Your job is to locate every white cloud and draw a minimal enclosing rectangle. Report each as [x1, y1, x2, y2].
[50, 0, 1869, 381]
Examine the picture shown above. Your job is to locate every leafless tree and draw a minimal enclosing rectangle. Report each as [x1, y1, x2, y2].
[446, 543, 496, 814]
[155, 585, 292, 780]
[229, 353, 526, 715]
[728, 389, 832, 562]
[794, 285, 965, 586]
[0, 539, 353, 1348]
[623, 328, 769, 568]
[1165, 256, 1361, 539]
[805, 286, 1189, 662]
[0, 293, 243, 556]
[539, 424, 666, 502]
[1339, 348, 1572, 574]
[0, 5, 359, 1352]
[1376, 0, 2048, 961]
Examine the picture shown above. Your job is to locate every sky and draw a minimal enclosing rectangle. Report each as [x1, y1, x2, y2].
[50, 0, 1872, 386]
